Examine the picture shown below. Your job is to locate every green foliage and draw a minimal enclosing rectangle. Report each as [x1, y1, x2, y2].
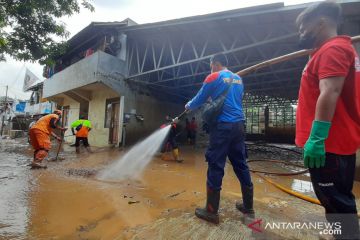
[0, 0, 94, 64]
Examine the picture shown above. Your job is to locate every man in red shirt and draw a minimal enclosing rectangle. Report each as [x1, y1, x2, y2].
[296, 2, 360, 238]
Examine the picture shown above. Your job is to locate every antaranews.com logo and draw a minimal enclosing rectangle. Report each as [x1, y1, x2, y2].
[247, 219, 342, 236]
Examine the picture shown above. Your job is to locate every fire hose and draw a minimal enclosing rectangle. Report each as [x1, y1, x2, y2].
[247, 159, 360, 219]
[246, 159, 321, 205]
[248, 160, 360, 217]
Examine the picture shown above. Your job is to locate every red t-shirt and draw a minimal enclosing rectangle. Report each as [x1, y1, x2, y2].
[295, 36, 360, 155]
[189, 121, 197, 131]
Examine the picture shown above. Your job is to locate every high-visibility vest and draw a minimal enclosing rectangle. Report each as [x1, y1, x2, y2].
[71, 119, 92, 137]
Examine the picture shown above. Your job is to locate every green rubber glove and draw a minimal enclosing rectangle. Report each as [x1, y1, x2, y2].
[303, 120, 331, 168]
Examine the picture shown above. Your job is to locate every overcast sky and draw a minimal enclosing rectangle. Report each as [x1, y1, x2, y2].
[0, 0, 315, 99]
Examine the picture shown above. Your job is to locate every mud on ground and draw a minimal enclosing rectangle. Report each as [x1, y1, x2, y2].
[0, 137, 359, 240]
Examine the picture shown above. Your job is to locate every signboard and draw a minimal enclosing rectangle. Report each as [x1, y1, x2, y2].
[15, 102, 26, 113]
[39, 102, 52, 114]
[23, 68, 40, 91]
[24, 102, 55, 115]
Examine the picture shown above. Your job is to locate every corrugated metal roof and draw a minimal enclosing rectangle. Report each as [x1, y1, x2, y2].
[123, 2, 284, 32]
[123, 0, 360, 36]
[121, 0, 360, 102]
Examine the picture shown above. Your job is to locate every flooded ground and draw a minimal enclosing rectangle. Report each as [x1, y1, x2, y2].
[0, 137, 359, 239]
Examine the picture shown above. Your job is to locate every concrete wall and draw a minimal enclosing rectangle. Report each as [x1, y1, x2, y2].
[61, 83, 183, 147]
[44, 51, 127, 98]
[87, 87, 119, 147]
[44, 53, 99, 98]
[122, 93, 183, 145]
[97, 51, 127, 77]
[96, 70, 184, 146]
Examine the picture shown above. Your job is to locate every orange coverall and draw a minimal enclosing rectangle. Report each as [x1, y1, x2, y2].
[29, 114, 59, 163]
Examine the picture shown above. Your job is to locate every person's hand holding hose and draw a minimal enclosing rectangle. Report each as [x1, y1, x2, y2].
[172, 117, 179, 124]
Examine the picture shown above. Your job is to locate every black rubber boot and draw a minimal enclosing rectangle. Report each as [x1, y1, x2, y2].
[236, 184, 255, 218]
[195, 188, 220, 224]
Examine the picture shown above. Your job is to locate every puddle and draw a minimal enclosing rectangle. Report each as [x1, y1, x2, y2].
[291, 179, 314, 194]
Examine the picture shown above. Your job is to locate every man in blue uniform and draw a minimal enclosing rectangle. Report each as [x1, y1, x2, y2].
[185, 53, 254, 224]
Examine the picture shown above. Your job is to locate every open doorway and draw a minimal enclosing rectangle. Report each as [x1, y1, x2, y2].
[79, 101, 89, 119]
[105, 98, 121, 145]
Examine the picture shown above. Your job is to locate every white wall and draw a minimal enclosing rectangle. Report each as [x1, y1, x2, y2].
[88, 88, 119, 147]
[62, 97, 80, 144]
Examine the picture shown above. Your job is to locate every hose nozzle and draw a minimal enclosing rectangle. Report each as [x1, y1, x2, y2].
[171, 110, 189, 124]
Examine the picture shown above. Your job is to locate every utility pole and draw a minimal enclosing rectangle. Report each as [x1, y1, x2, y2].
[1, 85, 8, 136]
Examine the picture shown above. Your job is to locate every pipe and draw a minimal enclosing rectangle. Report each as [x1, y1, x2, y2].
[247, 142, 302, 155]
[247, 159, 320, 204]
[255, 172, 321, 205]
[247, 159, 360, 217]
[236, 35, 360, 77]
[246, 159, 320, 203]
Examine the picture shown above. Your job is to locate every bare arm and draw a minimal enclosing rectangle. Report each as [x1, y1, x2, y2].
[50, 117, 67, 131]
[51, 132, 60, 140]
[315, 76, 345, 121]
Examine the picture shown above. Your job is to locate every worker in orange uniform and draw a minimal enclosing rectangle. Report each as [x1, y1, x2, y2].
[29, 110, 67, 168]
[71, 116, 92, 154]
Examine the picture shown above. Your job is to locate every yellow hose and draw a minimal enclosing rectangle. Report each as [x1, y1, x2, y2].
[255, 173, 321, 205]
[243, 160, 360, 217]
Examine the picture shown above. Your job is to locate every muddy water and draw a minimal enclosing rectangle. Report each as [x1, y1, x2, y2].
[0, 139, 33, 239]
[1, 138, 359, 240]
[0, 152, 30, 239]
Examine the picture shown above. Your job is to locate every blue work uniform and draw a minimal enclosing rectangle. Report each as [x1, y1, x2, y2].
[186, 69, 252, 191]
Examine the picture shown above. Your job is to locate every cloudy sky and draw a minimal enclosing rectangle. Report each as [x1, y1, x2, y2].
[0, 0, 315, 99]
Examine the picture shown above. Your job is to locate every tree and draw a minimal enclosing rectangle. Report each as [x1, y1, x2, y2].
[0, 0, 94, 64]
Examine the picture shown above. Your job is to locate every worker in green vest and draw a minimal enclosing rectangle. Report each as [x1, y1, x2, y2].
[71, 116, 92, 153]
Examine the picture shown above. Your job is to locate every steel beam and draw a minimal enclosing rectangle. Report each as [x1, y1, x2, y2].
[128, 32, 297, 78]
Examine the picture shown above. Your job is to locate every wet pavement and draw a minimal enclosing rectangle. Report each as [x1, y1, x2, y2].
[0, 137, 359, 239]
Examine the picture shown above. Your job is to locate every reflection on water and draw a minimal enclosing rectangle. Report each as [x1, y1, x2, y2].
[0, 152, 30, 239]
[291, 179, 314, 194]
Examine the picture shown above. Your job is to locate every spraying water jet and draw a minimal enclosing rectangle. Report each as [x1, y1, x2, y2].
[96, 110, 189, 182]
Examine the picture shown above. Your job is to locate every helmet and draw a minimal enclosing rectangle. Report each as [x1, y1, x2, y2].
[53, 110, 62, 116]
